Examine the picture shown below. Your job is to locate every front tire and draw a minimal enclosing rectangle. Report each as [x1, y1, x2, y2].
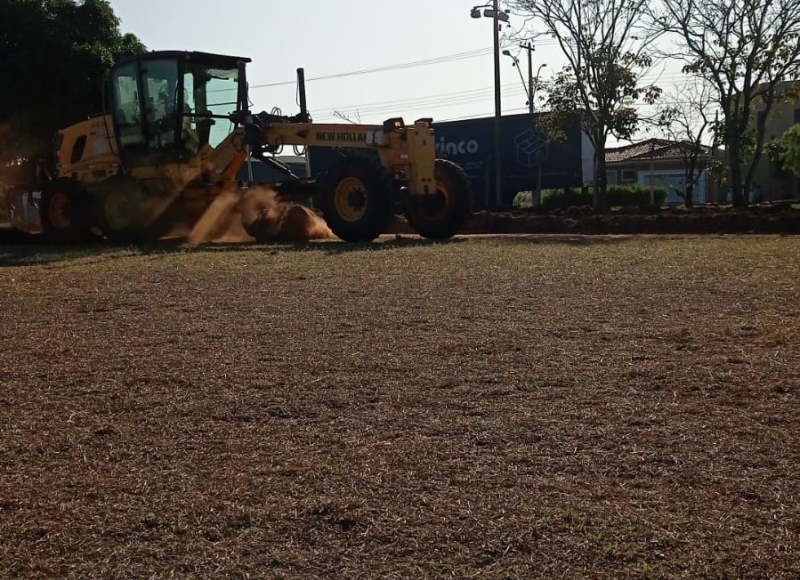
[39, 178, 92, 240]
[405, 159, 473, 239]
[318, 154, 395, 242]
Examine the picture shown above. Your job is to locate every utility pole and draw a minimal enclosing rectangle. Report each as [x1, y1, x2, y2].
[650, 140, 656, 205]
[521, 42, 534, 116]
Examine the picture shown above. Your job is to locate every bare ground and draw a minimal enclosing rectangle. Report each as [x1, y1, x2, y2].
[1, 235, 799, 579]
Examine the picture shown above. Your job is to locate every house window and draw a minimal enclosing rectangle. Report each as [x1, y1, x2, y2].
[621, 170, 637, 183]
[606, 170, 618, 185]
[794, 108, 800, 124]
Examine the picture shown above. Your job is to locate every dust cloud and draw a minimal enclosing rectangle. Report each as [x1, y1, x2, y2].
[185, 188, 241, 245]
[185, 185, 334, 245]
[0, 125, 37, 185]
[240, 186, 334, 242]
[1, 125, 38, 228]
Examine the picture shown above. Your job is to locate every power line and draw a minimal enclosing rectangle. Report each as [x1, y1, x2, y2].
[291, 65, 691, 119]
[243, 40, 695, 123]
[308, 77, 694, 123]
[436, 107, 530, 123]
[311, 88, 531, 122]
[315, 82, 523, 111]
[248, 47, 496, 90]
[316, 83, 528, 119]
[246, 39, 560, 91]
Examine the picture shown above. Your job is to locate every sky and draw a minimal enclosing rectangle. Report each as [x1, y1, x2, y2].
[106, 0, 687, 145]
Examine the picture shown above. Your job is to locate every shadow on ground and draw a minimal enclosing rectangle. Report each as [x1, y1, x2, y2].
[0, 230, 473, 268]
[6, 203, 798, 267]
[0, 229, 660, 268]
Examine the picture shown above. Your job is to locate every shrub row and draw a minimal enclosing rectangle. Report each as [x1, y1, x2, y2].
[514, 184, 668, 209]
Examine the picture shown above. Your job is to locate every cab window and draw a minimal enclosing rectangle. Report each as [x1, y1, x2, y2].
[70, 136, 87, 164]
[111, 62, 144, 146]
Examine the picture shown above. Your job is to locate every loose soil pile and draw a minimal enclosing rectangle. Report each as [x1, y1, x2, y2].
[387, 204, 800, 236]
[183, 186, 334, 245]
[239, 187, 334, 242]
[0, 236, 798, 579]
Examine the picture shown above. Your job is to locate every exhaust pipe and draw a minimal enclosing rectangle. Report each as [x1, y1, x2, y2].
[297, 67, 309, 122]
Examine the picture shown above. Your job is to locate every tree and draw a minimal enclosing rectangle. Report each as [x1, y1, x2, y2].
[507, 0, 662, 209]
[656, 79, 716, 207]
[655, 0, 800, 207]
[0, 0, 145, 168]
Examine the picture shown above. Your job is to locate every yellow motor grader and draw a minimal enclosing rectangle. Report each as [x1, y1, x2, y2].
[33, 50, 472, 243]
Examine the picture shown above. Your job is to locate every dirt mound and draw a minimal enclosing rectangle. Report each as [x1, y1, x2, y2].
[184, 186, 334, 246]
[385, 206, 800, 236]
[240, 186, 334, 242]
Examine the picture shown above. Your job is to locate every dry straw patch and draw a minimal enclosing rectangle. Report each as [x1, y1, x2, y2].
[0, 235, 798, 579]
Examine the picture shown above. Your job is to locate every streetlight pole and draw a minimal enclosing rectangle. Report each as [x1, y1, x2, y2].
[519, 42, 546, 207]
[472, 2, 507, 208]
[491, 0, 503, 207]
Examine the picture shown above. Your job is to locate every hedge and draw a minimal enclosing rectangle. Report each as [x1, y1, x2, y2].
[525, 184, 668, 209]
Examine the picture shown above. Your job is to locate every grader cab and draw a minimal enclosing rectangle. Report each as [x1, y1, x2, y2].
[39, 50, 473, 243]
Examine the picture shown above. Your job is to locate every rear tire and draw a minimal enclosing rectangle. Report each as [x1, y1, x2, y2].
[39, 177, 93, 241]
[405, 159, 472, 239]
[318, 154, 395, 242]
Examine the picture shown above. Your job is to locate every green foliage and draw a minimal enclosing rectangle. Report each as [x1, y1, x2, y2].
[540, 188, 593, 208]
[765, 124, 800, 177]
[543, 49, 661, 145]
[607, 184, 668, 206]
[531, 184, 667, 209]
[0, 0, 146, 163]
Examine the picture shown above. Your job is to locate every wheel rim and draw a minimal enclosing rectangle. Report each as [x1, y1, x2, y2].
[48, 191, 72, 230]
[333, 177, 368, 222]
[425, 178, 452, 222]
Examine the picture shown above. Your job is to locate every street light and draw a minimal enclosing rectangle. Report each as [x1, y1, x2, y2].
[531, 63, 547, 113]
[504, 47, 548, 208]
[471, 6, 510, 21]
[502, 49, 529, 109]
[531, 62, 547, 207]
[471, 2, 509, 208]
[502, 50, 546, 113]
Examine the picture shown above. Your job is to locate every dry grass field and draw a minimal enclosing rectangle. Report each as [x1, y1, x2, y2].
[1, 234, 799, 579]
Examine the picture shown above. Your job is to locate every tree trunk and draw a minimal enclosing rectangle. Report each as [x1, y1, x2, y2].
[729, 160, 745, 207]
[684, 162, 696, 209]
[727, 133, 746, 207]
[685, 184, 694, 208]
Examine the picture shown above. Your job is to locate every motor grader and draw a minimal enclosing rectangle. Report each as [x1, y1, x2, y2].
[32, 50, 473, 243]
